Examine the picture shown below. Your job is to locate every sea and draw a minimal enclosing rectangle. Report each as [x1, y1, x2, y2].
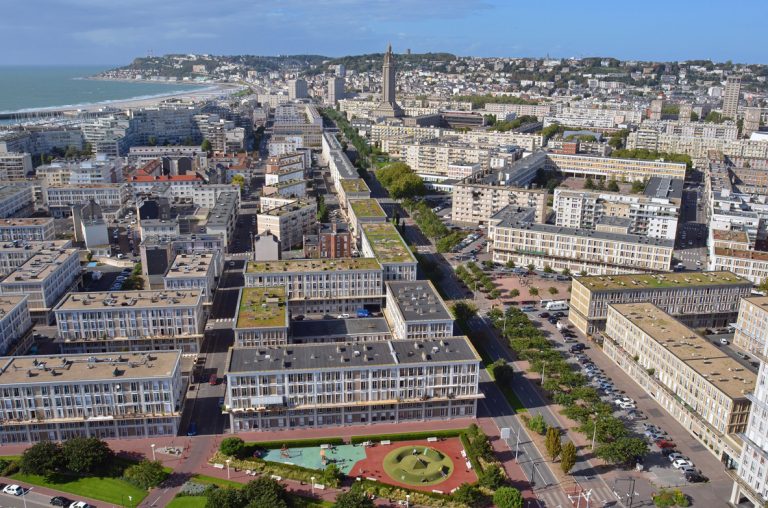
[0, 65, 209, 116]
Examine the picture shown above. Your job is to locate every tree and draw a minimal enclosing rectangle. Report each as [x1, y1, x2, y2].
[241, 477, 291, 508]
[220, 437, 245, 457]
[335, 487, 374, 508]
[123, 460, 167, 489]
[561, 268, 571, 276]
[528, 287, 539, 297]
[231, 174, 246, 190]
[148, 136, 158, 146]
[491, 359, 514, 385]
[201, 139, 212, 152]
[62, 437, 114, 474]
[607, 179, 620, 192]
[479, 464, 506, 489]
[560, 441, 577, 474]
[543, 264, 554, 273]
[493, 487, 524, 508]
[630, 180, 646, 193]
[548, 287, 559, 295]
[757, 278, 768, 293]
[453, 483, 484, 507]
[505, 260, 516, 269]
[509, 289, 520, 298]
[526, 413, 547, 435]
[205, 487, 244, 508]
[690, 111, 699, 121]
[20, 441, 64, 477]
[526, 264, 535, 273]
[321, 462, 341, 486]
[545, 427, 562, 461]
[595, 437, 648, 465]
[584, 177, 595, 190]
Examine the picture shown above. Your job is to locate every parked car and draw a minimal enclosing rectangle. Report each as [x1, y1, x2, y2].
[69, 502, 90, 508]
[672, 459, 694, 469]
[618, 401, 636, 410]
[614, 396, 634, 405]
[720, 337, 730, 345]
[685, 472, 709, 483]
[668, 453, 687, 462]
[656, 439, 676, 449]
[538, 312, 550, 318]
[570, 343, 586, 353]
[679, 465, 697, 475]
[209, 374, 218, 386]
[3, 484, 23, 496]
[50, 497, 72, 506]
[661, 448, 678, 458]
[336, 313, 350, 319]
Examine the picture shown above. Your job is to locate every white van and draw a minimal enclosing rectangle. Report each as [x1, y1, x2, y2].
[546, 301, 569, 311]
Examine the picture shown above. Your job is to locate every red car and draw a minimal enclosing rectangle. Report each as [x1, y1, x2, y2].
[656, 439, 676, 449]
[209, 374, 218, 386]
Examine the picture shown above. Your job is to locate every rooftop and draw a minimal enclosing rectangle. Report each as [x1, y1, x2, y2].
[609, 303, 755, 399]
[712, 230, 750, 243]
[246, 257, 382, 274]
[164, 252, 216, 279]
[350, 199, 386, 218]
[575, 271, 751, 291]
[56, 289, 203, 311]
[0, 351, 181, 385]
[387, 280, 453, 322]
[715, 247, 768, 262]
[0, 248, 78, 286]
[291, 317, 391, 338]
[340, 179, 371, 194]
[0, 218, 53, 227]
[0, 295, 27, 316]
[259, 199, 315, 217]
[361, 223, 415, 264]
[236, 287, 288, 329]
[644, 177, 684, 202]
[227, 337, 480, 373]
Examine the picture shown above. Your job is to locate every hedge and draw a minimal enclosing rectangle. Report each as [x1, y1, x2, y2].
[459, 433, 484, 474]
[350, 429, 464, 444]
[242, 437, 344, 452]
[211, 452, 341, 488]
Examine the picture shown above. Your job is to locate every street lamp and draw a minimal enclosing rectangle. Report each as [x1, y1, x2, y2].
[151, 443, 156, 461]
[311, 476, 315, 495]
[226, 458, 231, 479]
[406, 494, 410, 508]
[514, 425, 521, 463]
[591, 415, 600, 451]
[128, 495, 133, 508]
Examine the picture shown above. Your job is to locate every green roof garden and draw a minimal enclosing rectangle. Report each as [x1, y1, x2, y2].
[362, 223, 415, 264]
[236, 287, 287, 329]
[246, 257, 382, 273]
[350, 199, 386, 218]
[575, 270, 751, 291]
[340, 178, 371, 194]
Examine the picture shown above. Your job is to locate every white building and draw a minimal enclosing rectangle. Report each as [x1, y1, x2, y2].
[163, 252, 221, 304]
[384, 281, 453, 341]
[0, 185, 34, 219]
[0, 152, 33, 180]
[233, 287, 289, 347]
[0, 295, 32, 355]
[256, 199, 316, 250]
[0, 218, 54, 242]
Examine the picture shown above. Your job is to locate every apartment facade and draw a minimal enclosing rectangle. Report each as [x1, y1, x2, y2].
[451, 180, 548, 225]
[0, 351, 184, 444]
[0, 247, 80, 323]
[384, 281, 454, 341]
[569, 271, 752, 335]
[0, 152, 33, 180]
[733, 297, 768, 355]
[0, 185, 34, 219]
[224, 337, 481, 432]
[256, 199, 317, 251]
[360, 223, 417, 281]
[488, 206, 674, 275]
[244, 258, 384, 314]
[545, 153, 687, 182]
[44, 184, 129, 217]
[604, 303, 754, 465]
[347, 198, 387, 240]
[0, 296, 32, 356]
[54, 289, 206, 353]
[163, 252, 221, 304]
[0, 218, 55, 242]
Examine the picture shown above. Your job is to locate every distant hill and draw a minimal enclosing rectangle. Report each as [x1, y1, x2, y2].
[305, 52, 457, 75]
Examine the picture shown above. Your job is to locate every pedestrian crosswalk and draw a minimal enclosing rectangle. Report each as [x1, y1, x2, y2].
[537, 483, 626, 507]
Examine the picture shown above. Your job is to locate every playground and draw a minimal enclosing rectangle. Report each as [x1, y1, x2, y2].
[258, 437, 476, 493]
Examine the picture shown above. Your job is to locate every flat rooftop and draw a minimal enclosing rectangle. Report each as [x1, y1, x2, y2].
[1, 248, 77, 286]
[0, 295, 27, 315]
[644, 177, 684, 201]
[340, 179, 371, 194]
[610, 303, 755, 399]
[56, 289, 203, 311]
[165, 252, 216, 278]
[246, 257, 382, 273]
[715, 247, 768, 262]
[0, 218, 53, 227]
[350, 199, 386, 218]
[712, 230, 750, 243]
[361, 223, 415, 264]
[236, 287, 288, 329]
[227, 337, 480, 373]
[575, 271, 751, 292]
[291, 317, 391, 338]
[387, 280, 453, 322]
[0, 351, 180, 385]
[259, 199, 314, 217]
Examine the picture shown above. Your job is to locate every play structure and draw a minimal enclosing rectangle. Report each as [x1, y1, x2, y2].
[382, 446, 454, 486]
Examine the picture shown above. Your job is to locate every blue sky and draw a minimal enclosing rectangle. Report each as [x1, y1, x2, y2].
[3, 0, 766, 65]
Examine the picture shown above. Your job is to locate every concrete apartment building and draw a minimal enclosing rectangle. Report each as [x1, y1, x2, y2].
[723, 76, 742, 120]
[569, 271, 752, 336]
[545, 153, 687, 182]
[604, 303, 754, 466]
[0, 296, 32, 356]
[224, 337, 481, 432]
[288, 79, 308, 100]
[0, 152, 33, 180]
[0, 240, 72, 277]
[361, 222, 417, 281]
[233, 287, 289, 347]
[0, 218, 55, 242]
[0, 185, 34, 218]
[347, 198, 387, 240]
[37, 158, 124, 186]
[451, 178, 548, 225]
[265, 153, 306, 187]
[244, 258, 384, 314]
[163, 252, 221, 304]
[303, 222, 353, 259]
[338, 178, 371, 211]
[327, 76, 345, 105]
[140, 233, 225, 286]
[54, 290, 206, 353]
[553, 178, 682, 240]
[44, 184, 129, 217]
[488, 206, 674, 275]
[290, 318, 392, 344]
[732, 297, 768, 355]
[272, 103, 323, 148]
[0, 351, 185, 444]
[0, 247, 80, 323]
[256, 199, 317, 251]
[384, 281, 453, 341]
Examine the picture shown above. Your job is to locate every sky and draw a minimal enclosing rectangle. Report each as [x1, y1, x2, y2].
[2, 0, 767, 66]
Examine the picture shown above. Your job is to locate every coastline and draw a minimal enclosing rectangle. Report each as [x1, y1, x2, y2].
[0, 81, 242, 116]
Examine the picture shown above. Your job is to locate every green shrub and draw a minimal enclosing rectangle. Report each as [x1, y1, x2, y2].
[349, 429, 463, 444]
[123, 460, 167, 489]
[219, 437, 245, 457]
[493, 487, 524, 508]
[526, 414, 547, 435]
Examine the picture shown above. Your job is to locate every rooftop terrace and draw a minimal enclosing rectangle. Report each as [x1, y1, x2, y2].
[236, 287, 288, 329]
[350, 199, 386, 218]
[362, 223, 415, 264]
[340, 179, 371, 194]
[246, 257, 382, 273]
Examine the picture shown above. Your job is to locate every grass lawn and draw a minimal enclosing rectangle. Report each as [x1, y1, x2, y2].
[12, 472, 147, 505]
[167, 497, 208, 508]
[497, 383, 527, 414]
[190, 475, 332, 507]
